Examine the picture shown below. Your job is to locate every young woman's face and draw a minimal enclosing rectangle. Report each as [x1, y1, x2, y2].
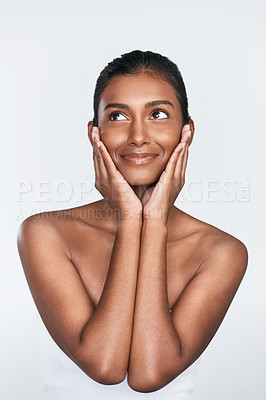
[97, 72, 184, 186]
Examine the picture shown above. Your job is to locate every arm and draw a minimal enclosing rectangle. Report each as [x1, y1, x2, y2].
[128, 219, 177, 391]
[77, 216, 142, 382]
[17, 214, 141, 385]
[17, 128, 144, 385]
[127, 125, 248, 392]
[128, 220, 248, 392]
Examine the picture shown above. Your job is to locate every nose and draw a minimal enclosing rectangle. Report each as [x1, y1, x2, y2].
[127, 119, 151, 147]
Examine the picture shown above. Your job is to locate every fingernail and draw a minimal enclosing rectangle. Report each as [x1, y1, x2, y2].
[92, 126, 98, 137]
[181, 143, 186, 148]
[97, 141, 101, 148]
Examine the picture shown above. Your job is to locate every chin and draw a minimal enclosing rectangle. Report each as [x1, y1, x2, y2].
[120, 171, 161, 186]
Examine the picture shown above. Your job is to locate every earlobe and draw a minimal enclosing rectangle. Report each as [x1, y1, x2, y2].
[187, 119, 195, 146]
[189, 119, 195, 135]
[87, 121, 94, 146]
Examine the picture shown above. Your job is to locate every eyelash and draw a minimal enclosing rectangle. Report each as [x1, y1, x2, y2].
[107, 108, 169, 121]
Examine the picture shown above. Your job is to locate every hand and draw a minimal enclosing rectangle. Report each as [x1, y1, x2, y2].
[92, 127, 143, 223]
[141, 125, 191, 224]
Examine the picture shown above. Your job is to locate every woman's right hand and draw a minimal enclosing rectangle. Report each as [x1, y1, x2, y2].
[92, 127, 143, 223]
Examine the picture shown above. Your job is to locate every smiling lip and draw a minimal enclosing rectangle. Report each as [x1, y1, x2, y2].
[120, 153, 159, 165]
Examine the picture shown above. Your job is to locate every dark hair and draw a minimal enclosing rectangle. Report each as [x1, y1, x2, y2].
[92, 49, 191, 127]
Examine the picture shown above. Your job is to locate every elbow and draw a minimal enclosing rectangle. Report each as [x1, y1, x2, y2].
[127, 373, 165, 393]
[70, 347, 126, 385]
[127, 376, 159, 393]
[127, 356, 186, 393]
[91, 364, 127, 385]
[127, 368, 180, 393]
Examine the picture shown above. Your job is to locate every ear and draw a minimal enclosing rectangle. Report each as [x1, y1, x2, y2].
[87, 121, 95, 146]
[186, 119, 195, 147]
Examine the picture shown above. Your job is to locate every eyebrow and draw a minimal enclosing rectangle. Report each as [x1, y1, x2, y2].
[103, 100, 175, 112]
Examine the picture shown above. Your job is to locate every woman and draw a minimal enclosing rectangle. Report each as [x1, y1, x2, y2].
[17, 50, 248, 399]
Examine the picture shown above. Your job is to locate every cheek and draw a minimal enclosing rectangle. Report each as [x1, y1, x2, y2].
[163, 137, 181, 158]
[99, 136, 119, 164]
[101, 139, 119, 159]
[99, 124, 122, 141]
[99, 128, 118, 148]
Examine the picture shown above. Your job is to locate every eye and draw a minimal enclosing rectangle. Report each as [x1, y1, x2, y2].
[108, 111, 127, 121]
[150, 109, 169, 120]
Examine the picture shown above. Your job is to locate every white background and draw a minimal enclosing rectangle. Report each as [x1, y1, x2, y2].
[1, 0, 265, 399]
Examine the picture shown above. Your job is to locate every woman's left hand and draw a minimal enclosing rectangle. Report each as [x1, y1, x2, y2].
[141, 125, 191, 224]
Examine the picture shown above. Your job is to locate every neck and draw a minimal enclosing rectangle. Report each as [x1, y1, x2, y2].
[130, 183, 157, 199]
[100, 182, 180, 230]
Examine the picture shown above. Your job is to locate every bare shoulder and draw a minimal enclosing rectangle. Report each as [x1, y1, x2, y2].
[17, 208, 70, 237]
[17, 201, 102, 236]
[17, 201, 109, 260]
[199, 220, 248, 270]
[17, 209, 71, 259]
[175, 208, 248, 274]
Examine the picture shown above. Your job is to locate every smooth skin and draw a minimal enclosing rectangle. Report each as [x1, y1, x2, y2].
[17, 72, 248, 393]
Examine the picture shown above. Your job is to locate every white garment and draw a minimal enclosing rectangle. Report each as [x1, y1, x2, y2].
[35, 312, 202, 400]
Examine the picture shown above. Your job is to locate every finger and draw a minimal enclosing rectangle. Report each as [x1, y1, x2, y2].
[154, 141, 184, 200]
[164, 142, 185, 177]
[92, 138, 101, 179]
[182, 124, 191, 135]
[173, 141, 188, 190]
[175, 140, 188, 174]
[165, 127, 190, 176]
[95, 139, 108, 180]
[180, 128, 191, 144]
[157, 129, 189, 198]
[97, 140, 119, 180]
[180, 143, 189, 183]
[92, 127, 104, 174]
[176, 129, 190, 166]
[180, 124, 190, 141]
[156, 143, 184, 199]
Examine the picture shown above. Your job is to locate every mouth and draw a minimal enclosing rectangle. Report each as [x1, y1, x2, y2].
[120, 153, 159, 165]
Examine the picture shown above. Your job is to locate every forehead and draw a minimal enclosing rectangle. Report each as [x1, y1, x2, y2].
[99, 72, 180, 110]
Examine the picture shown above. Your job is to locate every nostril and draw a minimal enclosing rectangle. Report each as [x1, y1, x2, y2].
[127, 134, 151, 146]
